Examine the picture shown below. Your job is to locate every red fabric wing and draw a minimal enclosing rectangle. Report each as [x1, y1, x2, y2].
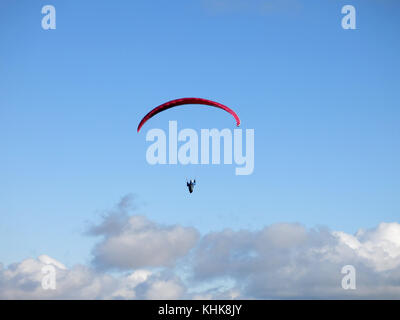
[137, 97, 240, 132]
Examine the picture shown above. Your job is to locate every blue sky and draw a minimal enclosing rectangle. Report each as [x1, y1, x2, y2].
[0, 0, 399, 270]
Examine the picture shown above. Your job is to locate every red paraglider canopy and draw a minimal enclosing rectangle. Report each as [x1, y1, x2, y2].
[137, 97, 240, 132]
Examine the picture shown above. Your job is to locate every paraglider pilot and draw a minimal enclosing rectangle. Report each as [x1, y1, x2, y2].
[187, 180, 196, 194]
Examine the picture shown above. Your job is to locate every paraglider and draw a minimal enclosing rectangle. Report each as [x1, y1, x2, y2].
[137, 98, 244, 193]
[186, 179, 196, 194]
[137, 97, 240, 133]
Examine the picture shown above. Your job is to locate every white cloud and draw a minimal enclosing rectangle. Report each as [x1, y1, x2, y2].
[0, 255, 185, 299]
[1, 195, 400, 299]
[88, 199, 199, 270]
[334, 222, 400, 272]
[191, 222, 400, 299]
[38, 255, 67, 270]
[143, 278, 185, 300]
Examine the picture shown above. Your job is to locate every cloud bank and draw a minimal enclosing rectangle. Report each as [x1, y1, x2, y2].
[1, 195, 400, 299]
